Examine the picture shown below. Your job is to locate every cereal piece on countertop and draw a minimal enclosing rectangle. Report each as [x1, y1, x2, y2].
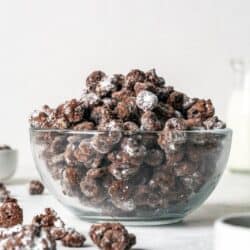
[89, 223, 136, 250]
[32, 207, 65, 229]
[0, 197, 23, 228]
[29, 180, 45, 195]
[61, 228, 86, 247]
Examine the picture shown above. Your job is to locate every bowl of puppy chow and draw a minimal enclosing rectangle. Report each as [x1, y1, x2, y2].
[29, 69, 232, 225]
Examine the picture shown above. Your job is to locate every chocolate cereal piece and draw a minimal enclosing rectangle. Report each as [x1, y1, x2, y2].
[125, 69, 146, 89]
[90, 223, 136, 250]
[73, 121, 95, 130]
[203, 116, 226, 129]
[0, 197, 23, 228]
[91, 134, 117, 154]
[32, 207, 86, 248]
[108, 162, 140, 180]
[90, 106, 113, 124]
[61, 228, 86, 247]
[108, 180, 136, 212]
[61, 167, 83, 196]
[123, 121, 139, 132]
[136, 90, 158, 111]
[94, 75, 121, 98]
[156, 86, 174, 102]
[29, 105, 54, 129]
[112, 89, 135, 101]
[158, 118, 187, 151]
[145, 68, 165, 86]
[187, 99, 215, 121]
[120, 137, 146, 166]
[134, 81, 156, 95]
[167, 91, 184, 110]
[56, 99, 85, 124]
[50, 226, 67, 240]
[144, 148, 165, 167]
[74, 139, 103, 168]
[80, 176, 103, 200]
[29, 180, 44, 195]
[81, 92, 102, 109]
[115, 97, 139, 121]
[140, 111, 163, 131]
[32, 208, 65, 229]
[86, 167, 107, 179]
[86, 70, 106, 92]
[134, 185, 165, 208]
[149, 169, 176, 195]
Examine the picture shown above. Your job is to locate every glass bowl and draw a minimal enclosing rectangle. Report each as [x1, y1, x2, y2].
[30, 128, 232, 225]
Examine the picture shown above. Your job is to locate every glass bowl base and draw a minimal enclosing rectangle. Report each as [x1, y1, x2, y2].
[67, 206, 184, 226]
[83, 217, 184, 226]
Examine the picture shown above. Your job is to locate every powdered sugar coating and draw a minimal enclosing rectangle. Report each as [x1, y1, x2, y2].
[80, 92, 101, 107]
[114, 198, 136, 211]
[99, 77, 116, 92]
[121, 138, 146, 158]
[61, 228, 86, 247]
[136, 90, 158, 111]
[0, 224, 23, 239]
[0, 225, 56, 250]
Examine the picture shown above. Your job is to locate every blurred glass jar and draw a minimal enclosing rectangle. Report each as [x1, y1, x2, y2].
[227, 59, 250, 173]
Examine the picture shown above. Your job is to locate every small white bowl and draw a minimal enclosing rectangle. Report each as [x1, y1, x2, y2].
[214, 213, 250, 250]
[0, 149, 18, 181]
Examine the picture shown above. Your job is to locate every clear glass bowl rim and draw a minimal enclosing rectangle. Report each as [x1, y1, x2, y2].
[29, 127, 232, 135]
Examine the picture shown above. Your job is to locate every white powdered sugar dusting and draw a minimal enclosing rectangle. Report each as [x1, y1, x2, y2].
[32, 229, 51, 250]
[30, 110, 40, 119]
[124, 143, 136, 156]
[99, 76, 115, 92]
[53, 217, 64, 228]
[81, 92, 100, 106]
[106, 120, 122, 131]
[0, 224, 23, 238]
[115, 199, 136, 211]
[136, 90, 158, 111]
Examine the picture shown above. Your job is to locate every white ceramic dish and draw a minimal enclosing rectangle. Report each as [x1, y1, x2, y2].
[0, 149, 18, 181]
[214, 213, 250, 250]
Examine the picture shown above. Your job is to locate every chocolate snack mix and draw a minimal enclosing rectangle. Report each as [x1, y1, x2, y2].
[29, 69, 226, 217]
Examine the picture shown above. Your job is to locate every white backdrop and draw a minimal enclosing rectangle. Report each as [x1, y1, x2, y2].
[0, 0, 250, 173]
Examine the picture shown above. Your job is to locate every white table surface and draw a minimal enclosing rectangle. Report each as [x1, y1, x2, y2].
[4, 170, 250, 250]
